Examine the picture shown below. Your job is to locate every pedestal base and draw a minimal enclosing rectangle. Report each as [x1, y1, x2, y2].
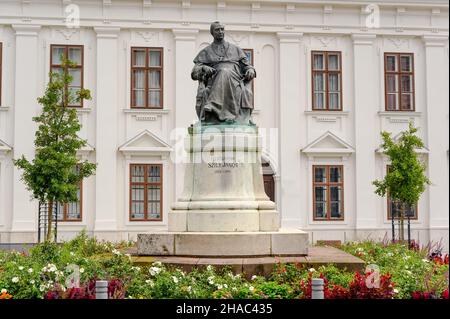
[137, 229, 308, 257]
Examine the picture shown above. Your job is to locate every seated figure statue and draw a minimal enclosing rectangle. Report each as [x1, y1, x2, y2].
[191, 21, 256, 125]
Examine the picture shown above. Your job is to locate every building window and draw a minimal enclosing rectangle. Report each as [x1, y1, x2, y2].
[386, 166, 418, 219]
[243, 48, 254, 105]
[384, 53, 415, 111]
[50, 45, 84, 107]
[56, 165, 82, 221]
[311, 51, 342, 110]
[130, 164, 163, 221]
[131, 47, 163, 108]
[313, 165, 344, 220]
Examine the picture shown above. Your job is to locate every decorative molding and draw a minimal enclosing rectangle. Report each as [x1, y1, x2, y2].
[395, 7, 406, 32]
[123, 109, 169, 116]
[277, 32, 303, 44]
[102, 0, 112, 24]
[285, 4, 295, 30]
[422, 35, 448, 47]
[172, 29, 198, 41]
[386, 37, 409, 49]
[94, 27, 120, 39]
[305, 111, 349, 117]
[378, 111, 421, 118]
[119, 130, 172, 157]
[12, 24, 41, 36]
[181, 0, 191, 26]
[142, 0, 152, 24]
[21, 0, 32, 22]
[137, 30, 157, 42]
[301, 131, 354, 158]
[0, 139, 13, 156]
[251, 2, 261, 29]
[351, 33, 376, 45]
[217, 1, 226, 21]
[314, 36, 337, 48]
[227, 33, 249, 46]
[56, 28, 79, 40]
[323, 5, 333, 30]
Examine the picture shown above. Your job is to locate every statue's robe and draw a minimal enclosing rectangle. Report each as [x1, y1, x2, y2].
[191, 41, 255, 124]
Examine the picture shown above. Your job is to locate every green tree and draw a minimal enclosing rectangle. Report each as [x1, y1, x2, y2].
[13, 58, 96, 242]
[373, 123, 430, 241]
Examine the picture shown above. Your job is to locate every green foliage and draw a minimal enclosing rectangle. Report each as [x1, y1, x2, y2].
[342, 241, 448, 298]
[373, 122, 430, 206]
[0, 235, 448, 299]
[13, 57, 96, 205]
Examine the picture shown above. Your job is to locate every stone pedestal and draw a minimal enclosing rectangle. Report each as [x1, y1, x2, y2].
[170, 125, 279, 232]
[138, 124, 308, 256]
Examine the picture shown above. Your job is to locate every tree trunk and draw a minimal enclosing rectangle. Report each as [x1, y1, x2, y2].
[46, 201, 53, 242]
[399, 202, 406, 242]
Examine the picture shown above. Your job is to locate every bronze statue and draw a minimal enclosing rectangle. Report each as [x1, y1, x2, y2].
[191, 21, 256, 125]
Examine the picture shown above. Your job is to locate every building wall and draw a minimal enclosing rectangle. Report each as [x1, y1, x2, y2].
[0, 0, 448, 250]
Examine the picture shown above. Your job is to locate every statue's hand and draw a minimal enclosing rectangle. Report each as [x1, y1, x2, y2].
[244, 69, 256, 81]
[202, 65, 216, 79]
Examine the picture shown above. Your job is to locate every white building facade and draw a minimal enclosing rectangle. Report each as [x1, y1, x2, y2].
[0, 0, 448, 250]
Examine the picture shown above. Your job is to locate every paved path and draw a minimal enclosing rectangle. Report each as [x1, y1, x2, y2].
[129, 246, 365, 278]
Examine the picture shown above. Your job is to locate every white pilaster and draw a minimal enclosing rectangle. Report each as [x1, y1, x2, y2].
[422, 35, 449, 249]
[352, 34, 378, 231]
[277, 32, 303, 228]
[10, 24, 41, 241]
[172, 29, 199, 200]
[93, 27, 120, 233]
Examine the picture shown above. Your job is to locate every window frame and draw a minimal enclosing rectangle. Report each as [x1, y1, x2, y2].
[130, 47, 164, 109]
[50, 44, 84, 108]
[311, 51, 343, 111]
[56, 165, 83, 222]
[129, 163, 163, 222]
[312, 165, 345, 221]
[386, 166, 418, 220]
[384, 52, 415, 111]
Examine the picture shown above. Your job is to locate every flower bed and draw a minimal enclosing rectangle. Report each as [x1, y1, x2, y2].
[0, 233, 448, 299]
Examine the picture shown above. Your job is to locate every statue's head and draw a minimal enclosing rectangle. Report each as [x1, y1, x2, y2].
[210, 21, 225, 41]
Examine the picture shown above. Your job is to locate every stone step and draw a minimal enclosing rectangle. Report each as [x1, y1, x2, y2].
[137, 229, 309, 257]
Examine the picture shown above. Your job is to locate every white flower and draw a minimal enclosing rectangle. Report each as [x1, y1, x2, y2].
[217, 284, 223, 290]
[39, 285, 46, 292]
[18, 266, 24, 271]
[112, 249, 121, 256]
[145, 280, 155, 287]
[12, 277, 19, 283]
[251, 275, 258, 281]
[70, 252, 75, 256]
[30, 280, 35, 284]
[308, 268, 316, 273]
[187, 286, 192, 293]
[131, 266, 141, 272]
[207, 276, 215, 285]
[232, 287, 237, 292]
[422, 259, 429, 263]
[152, 261, 162, 267]
[393, 289, 399, 294]
[249, 286, 255, 292]
[224, 284, 228, 289]
[1, 289, 6, 294]
[172, 276, 179, 284]
[28, 268, 33, 273]
[149, 267, 161, 276]
[356, 248, 364, 252]
[206, 265, 213, 272]
[79, 268, 85, 274]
